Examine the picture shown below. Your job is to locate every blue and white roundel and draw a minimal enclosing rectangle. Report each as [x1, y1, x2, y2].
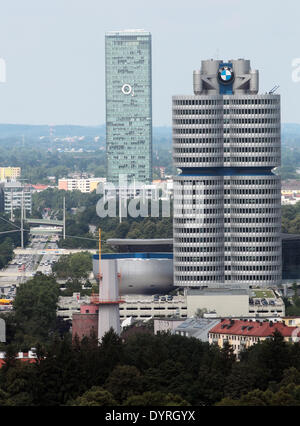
[218, 66, 234, 84]
[220, 69, 232, 81]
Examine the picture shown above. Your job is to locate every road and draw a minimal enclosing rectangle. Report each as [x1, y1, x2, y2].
[14, 248, 97, 255]
[0, 234, 61, 300]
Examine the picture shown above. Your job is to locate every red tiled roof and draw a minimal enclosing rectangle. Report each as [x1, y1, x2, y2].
[0, 358, 36, 367]
[31, 184, 49, 190]
[209, 319, 300, 338]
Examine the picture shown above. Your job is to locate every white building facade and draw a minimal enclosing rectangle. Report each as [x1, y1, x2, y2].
[173, 59, 281, 289]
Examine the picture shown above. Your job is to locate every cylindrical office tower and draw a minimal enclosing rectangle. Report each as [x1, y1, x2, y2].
[173, 59, 281, 289]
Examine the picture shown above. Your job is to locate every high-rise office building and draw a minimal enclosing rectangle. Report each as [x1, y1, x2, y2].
[105, 30, 152, 185]
[173, 59, 281, 289]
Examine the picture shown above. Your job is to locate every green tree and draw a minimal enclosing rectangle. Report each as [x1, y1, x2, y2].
[69, 386, 117, 406]
[123, 391, 190, 406]
[13, 273, 60, 346]
[52, 252, 92, 281]
[104, 365, 144, 403]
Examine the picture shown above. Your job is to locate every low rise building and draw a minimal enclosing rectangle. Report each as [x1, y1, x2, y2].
[208, 318, 299, 357]
[154, 318, 185, 335]
[174, 318, 220, 342]
[58, 177, 106, 193]
[69, 294, 188, 340]
[0, 350, 37, 367]
[187, 289, 249, 318]
[119, 295, 187, 320]
[282, 317, 300, 327]
[72, 304, 98, 341]
[57, 294, 90, 320]
[281, 180, 300, 205]
[30, 184, 50, 193]
[186, 288, 285, 318]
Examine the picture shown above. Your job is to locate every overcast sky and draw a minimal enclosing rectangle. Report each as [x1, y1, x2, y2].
[0, 0, 299, 126]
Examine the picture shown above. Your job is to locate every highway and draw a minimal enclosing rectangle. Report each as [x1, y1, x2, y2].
[0, 234, 61, 300]
[14, 248, 97, 255]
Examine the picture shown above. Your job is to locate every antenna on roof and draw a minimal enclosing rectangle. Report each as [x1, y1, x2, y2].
[269, 85, 280, 95]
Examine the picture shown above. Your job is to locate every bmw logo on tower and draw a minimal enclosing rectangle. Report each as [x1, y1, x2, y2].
[218, 65, 234, 84]
[217, 63, 234, 94]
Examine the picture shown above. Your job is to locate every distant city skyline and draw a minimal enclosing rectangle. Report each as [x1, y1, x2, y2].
[0, 0, 299, 126]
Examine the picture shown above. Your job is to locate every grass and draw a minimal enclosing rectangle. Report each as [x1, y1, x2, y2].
[252, 289, 274, 299]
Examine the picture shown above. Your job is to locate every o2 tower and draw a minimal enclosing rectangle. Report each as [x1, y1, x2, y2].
[173, 59, 281, 289]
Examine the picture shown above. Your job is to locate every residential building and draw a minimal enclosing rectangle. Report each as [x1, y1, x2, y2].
[105, 29, 152, 185]
[0, 350, 37, 367]
[282, 317, 300, 327]
[58, 177, 106, 193]
[0, 167, 21, 181]
[281, 179, 300, 205]
[208, 318, 298, 357]
[30, 184, 50, 193]
[173, 59, 281, 289]
[3, 181, 32, 214]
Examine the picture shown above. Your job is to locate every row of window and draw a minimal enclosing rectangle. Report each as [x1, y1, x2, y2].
[173, 108, 278, 116]
[231, 236, 280, 242]
[174, 128, 223, 134]
[175, 256, 223, 263]
[229, 147, 280, 153]
[223, 108, 279, 115]
[174, 218, 223, 224]
[174, 117, 279, 125]
[174, 209, 223, 215]
[174, 237, 223, 243]
[174, 147, 222, 153]
[175, 265, 223, 272]
[174, 208, 280, 215]
[174, 256, 280, 263]
[232, 265, 281, 272]
[230, 275, 281, 282]
[227, 118, 279, 124]
[173, 98, 279, 106]
[174, 246, 223, 253]
[174, 226, 280, 235]
[224, 127, 279, 134]
[173, 118, 223, 125]
[174, 137, 279, 144]
[175, 274, 281, 282]
[175, 275, 223, 282]
[229, 217, 280, 224]
[228, 188, 279, 194]
[231, 198, 279, 204]
[174, 228, 224, 234]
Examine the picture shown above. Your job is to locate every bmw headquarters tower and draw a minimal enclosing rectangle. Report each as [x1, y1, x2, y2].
[105, 30, 152, 185]
[173, 59, 281, 289]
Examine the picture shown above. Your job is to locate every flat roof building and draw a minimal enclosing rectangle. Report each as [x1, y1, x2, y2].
[174, 317, 220, 342]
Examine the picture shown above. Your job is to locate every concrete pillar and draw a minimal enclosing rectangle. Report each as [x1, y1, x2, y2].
[98, 258, 121, 341]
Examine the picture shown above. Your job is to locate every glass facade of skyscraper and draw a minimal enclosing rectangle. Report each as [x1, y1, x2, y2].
[105, 30, 152, 185]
